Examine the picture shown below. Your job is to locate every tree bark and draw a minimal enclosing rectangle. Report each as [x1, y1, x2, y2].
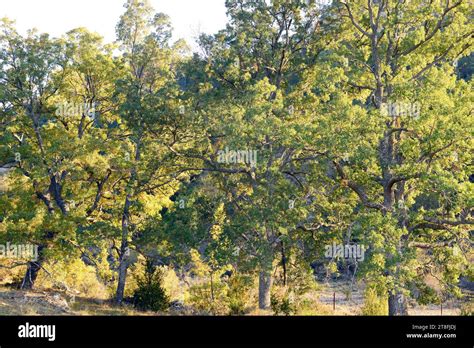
[21, 177, 64, 289]
[115, 136, 141, 304]
[258, 269, 272, 310]
[280, 240, 287, 286]
[116, 195, 132, 304]
[388, 292, 408, 316]
[115, 255, 128, 304]
[20, 245, 45, 290]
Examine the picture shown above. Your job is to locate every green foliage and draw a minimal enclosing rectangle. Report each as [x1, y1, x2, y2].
[132, 260, 169, 312]
[362, 286, 388, 316]
[0, 0, 473, 316]
[187, 271, 254, 315]
[188, 279, 228, 315]
[37, 258, 109, 299]
[416, 284, 441, 306]
[271, 291, 296, 316]
[226, 274, 254, 315]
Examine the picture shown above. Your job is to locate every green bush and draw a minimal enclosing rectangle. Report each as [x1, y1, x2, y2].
[226, 274, 253, 315]
[271, 291, 296, 316]
[362, 286, 388, 315]
[188, 279, 228, 314]
[133, 260, 169, 312]
[187, 273, 254, 315]
[416, 284, 440, 305]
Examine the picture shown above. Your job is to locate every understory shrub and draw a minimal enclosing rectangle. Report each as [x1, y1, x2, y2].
[133, 260, 169, 312]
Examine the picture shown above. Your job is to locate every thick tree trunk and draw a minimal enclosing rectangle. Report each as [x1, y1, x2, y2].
[22, 173, 68, 289]
[258, 269, 272, 310]
[20, 245, 45, 290]
[388, 292, 408, 316]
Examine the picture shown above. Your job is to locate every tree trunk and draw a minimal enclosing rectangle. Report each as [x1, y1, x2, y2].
[115, 185, 132, 304]
[22, 174, 68, 289]
[258, 225, 275, 310]
[258, 269, 272, 310]
[115, 255, 128, 304]
[116, 195, 132, 304]
[20, 245, 45, 290]
[115, 137, 140, 304]
[388, 292, 408, 316]
[280, 240, 287, 286]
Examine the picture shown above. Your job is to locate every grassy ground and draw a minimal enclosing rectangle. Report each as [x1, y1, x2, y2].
[0, 282, 470, 316]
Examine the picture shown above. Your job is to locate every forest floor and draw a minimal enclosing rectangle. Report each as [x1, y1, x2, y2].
[0, 282, 471, 316]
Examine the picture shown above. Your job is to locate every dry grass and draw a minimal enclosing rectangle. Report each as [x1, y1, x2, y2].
[314, 280, 468, 316]
[0, 287, 70, 315]
[0, 286, 154, 316]
[0, 279, 470, 316]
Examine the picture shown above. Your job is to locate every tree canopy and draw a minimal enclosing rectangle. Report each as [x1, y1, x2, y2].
[0, 0, 472, 316]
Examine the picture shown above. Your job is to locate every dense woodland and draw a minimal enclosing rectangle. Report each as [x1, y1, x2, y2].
[0, 0, 473, 316]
